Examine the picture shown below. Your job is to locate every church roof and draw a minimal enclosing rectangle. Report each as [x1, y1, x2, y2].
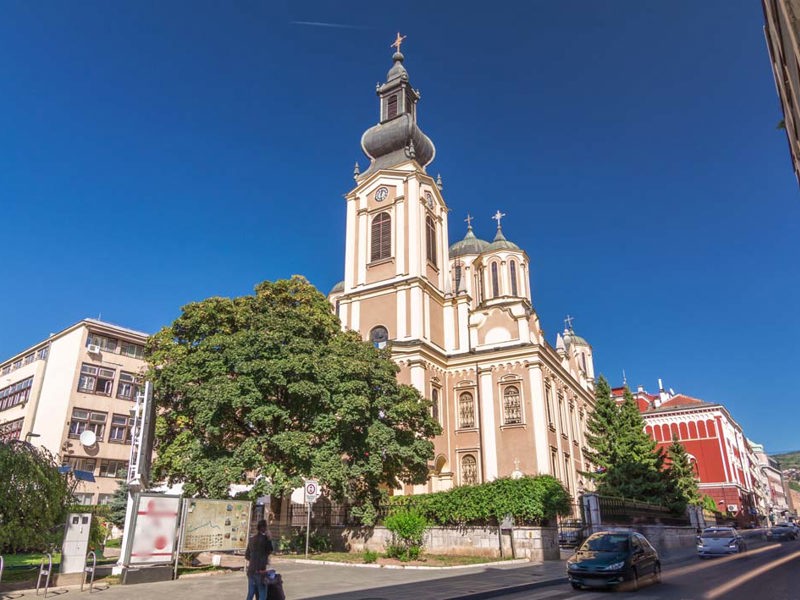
[449, 226, 490, 257]
[564, 329, 591, 348]
[483, 226, 520, 253]
[329, 280, 344, 294]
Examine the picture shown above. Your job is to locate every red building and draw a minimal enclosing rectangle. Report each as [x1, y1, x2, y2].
[612, 385, 759, 525]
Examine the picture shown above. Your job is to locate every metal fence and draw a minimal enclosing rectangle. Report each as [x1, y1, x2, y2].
[285, 502, 390, 528]
[596, 495, 689, 526]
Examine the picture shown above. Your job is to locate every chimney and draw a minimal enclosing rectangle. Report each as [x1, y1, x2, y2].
[657, 378, 670, 408]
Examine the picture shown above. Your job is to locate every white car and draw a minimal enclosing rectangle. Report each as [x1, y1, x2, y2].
[697, 527, 746, 557]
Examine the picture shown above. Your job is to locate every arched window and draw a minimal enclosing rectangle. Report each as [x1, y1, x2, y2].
[431, 388, 440, 423]
[679, 423, 689, 440]
[698, 421, 707, 437]
[369, 326, 389, 349]
[689, 422, 698, 439]
[503, 385, 522, 425]
[652, 425, 662, 442]
[370, 213, 391, 261]
[491, 262, 499, 297]
[706, 420, 716, 436]
[461, 454, 477, 485]
[426, 215, 437, 266]
[510, 260, 518, 296]
[670, 423, 679, 441]
[458, 392, 475, 428]
[454, 261, 463, 292]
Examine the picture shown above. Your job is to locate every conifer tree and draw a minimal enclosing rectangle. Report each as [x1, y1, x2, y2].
[583, 375, 618, 486]
[663, 436, 700, 513]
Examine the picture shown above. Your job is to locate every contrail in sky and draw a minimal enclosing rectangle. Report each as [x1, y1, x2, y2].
[290, 21, 370, 30]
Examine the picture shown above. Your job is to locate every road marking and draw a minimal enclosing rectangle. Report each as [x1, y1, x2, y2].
[703, 548, 800, 599]
[666, 543, 781, 579]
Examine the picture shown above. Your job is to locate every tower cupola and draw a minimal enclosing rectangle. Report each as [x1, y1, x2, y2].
[359, 35, 436, 177]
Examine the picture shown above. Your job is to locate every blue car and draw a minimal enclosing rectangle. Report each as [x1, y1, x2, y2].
[567, 531, 661, 591]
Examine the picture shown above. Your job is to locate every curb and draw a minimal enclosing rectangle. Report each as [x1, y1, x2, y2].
[442, 575, 568, 600]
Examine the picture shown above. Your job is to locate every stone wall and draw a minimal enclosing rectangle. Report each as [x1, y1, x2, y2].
[322, 525, 560, 561]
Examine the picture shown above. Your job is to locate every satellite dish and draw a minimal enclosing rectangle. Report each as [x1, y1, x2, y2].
[79, 430, 97, 447]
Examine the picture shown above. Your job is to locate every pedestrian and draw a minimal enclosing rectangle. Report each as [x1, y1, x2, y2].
[245, 519, 273, 600]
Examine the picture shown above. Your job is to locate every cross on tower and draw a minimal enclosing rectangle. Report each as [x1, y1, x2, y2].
[564, 314, 574, 331]
[492, 210, 506, 228]
[464, 213, 473, 228]
[391, 32, 407, 53]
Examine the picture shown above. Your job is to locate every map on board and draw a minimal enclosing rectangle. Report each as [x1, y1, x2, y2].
[180, 499, 253, 552]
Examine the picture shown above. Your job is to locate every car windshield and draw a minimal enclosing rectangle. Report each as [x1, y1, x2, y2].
[702, 529, 734, 538]
[583, 534, 630, 552]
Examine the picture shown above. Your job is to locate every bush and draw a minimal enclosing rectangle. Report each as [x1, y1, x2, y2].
[277, 529, 331, 554]
[363, 549, 378, 563]
[388, 475, 571, 527]
[384, 509, 428, 561]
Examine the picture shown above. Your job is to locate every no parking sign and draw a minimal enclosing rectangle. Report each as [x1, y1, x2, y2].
[304, 479, 320, 504]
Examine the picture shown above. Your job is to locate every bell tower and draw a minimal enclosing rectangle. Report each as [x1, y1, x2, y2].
[333, 38, 453, 353]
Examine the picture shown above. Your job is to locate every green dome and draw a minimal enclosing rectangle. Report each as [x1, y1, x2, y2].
[329, 280, 344, 294]
[449, 226, 490, 258]
[483, 227, 520, 253]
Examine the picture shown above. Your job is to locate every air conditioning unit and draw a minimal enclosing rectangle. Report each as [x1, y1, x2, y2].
[87, 344, 101, 354]
[727, 504, 739, 513]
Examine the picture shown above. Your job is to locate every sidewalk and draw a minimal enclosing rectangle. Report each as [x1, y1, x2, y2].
[0, 547, 702, 600]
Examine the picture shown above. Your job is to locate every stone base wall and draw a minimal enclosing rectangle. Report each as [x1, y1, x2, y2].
[322, 526, 559, 561]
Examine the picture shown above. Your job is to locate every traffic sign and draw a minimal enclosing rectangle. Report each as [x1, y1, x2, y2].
[304, 480, 320, 504]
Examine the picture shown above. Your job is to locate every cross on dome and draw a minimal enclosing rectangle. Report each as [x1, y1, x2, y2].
[492, 210, 506, 228]
[464, 213, 473, 228]
[391, 32, 407, 53]
[564, 314, 575, 331]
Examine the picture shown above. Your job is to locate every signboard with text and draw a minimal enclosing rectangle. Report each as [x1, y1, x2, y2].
[180, 499, 252, 553]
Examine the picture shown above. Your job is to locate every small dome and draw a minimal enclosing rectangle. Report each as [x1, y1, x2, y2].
[329, 280, 344, 294]
[449, 227, 489, 258]
[483, 227, 520, 253]
[387, 51, 408, 81]
[564, 330, 590, 348]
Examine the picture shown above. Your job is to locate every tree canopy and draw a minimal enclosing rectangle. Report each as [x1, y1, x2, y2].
[0, 441, 74, 553]
[583, 377, 675, 507]
[148, 277, 441, 518]
[663, 436, 700, 513]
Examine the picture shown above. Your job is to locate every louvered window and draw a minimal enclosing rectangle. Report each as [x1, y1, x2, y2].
[458, 392, 475, 428]
[387, 95, 398, 119]
[426, 215, 437, 266]
[431, 388, 440, 423]
[454, 262, 462, 291]
[510, 260, 518, 296]
[371, 213, 391, 261]
[491, 262, 499, 297]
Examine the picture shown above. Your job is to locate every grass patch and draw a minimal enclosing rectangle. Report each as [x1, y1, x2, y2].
[2, 553, 62, 568]
[105, 537, 122, 548]
[298, 552, 514, 566]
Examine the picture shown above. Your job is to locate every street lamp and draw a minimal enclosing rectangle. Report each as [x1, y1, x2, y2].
[24, 432, 40, 441]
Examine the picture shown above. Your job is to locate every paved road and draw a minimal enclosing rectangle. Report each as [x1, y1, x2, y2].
[496, 540, 800, 600]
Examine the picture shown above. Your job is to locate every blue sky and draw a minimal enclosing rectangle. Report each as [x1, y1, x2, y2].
[1, 2, 797, 452]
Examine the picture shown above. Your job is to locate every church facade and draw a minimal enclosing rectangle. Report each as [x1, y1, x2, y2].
[329, 45, 596, 498]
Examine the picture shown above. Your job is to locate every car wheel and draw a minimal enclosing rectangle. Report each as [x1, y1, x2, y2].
[571, 582, 581, 590]
[653, 562, 662, 584]
[629, 567, 639, 591]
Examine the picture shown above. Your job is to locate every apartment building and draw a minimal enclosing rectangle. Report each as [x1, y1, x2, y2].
[0, 319, 149, 504]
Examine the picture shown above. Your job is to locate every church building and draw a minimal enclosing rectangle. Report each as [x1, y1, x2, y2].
[329, 41, 596, 497]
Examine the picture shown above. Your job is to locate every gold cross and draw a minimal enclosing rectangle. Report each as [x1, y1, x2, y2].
[391, 32, 407, 53]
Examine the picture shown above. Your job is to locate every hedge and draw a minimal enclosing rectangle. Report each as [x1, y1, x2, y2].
[388, 475, 571, 527]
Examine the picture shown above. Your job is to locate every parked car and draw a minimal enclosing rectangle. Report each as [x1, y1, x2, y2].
[566, 530, 661, 591]
[776, 522, 800, 537]
[767, 525, 798, 541]
[696, 527, 746, 558]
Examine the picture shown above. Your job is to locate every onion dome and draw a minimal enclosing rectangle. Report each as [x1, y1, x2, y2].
[484, 225, 520, 253]
[449, 224, 490, 258]
[563, 328, 591, 348]
[359, 50, 436, 177]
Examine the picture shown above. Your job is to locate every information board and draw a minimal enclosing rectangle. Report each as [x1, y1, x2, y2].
[180, 499, 253, 552]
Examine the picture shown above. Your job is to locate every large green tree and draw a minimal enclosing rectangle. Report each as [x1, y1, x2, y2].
[663, 436, 700, 513]
[148, 277, 441, 518]
[583, 378, 670, 505]
[0, 441, 74, 553]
